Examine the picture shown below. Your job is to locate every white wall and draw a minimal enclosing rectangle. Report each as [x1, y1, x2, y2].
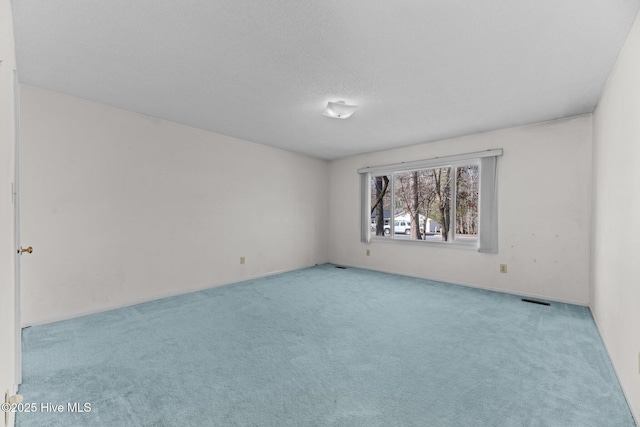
[329, 115, 593, 305]
[20, 85, 329, 326]
[0, 0, 17, 425]
[591, 11, 640, 424]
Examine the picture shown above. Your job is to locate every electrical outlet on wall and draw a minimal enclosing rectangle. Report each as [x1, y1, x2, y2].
[240, 256, 245, 265]
[500, 264, 507, 273]
[366, 249, 370, 256]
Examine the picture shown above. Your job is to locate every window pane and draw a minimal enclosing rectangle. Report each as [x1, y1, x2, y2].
[455, 165, 479, 242]
[370, 175, 391, 238]
[424, 167, 451, 242]
[393, 168, 452, 242]
[393, 171, 420, 240]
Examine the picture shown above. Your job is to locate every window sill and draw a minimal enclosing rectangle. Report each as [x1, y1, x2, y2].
[369, 236, 478, 251]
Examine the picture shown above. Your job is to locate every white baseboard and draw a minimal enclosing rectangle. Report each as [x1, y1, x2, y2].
[330, 262, 590, 306]
[21, 264, 317, 328]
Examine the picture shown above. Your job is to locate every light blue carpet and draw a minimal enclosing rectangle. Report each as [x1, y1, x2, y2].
[17, 264, 634, 426]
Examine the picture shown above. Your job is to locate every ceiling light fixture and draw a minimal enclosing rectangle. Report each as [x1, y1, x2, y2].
[322, 101, 358, 119]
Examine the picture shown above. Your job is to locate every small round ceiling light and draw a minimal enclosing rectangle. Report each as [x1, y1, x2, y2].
[322, 101, 358, 119]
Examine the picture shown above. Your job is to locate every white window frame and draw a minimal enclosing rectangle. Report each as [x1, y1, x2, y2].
[359, 149, 502, 253]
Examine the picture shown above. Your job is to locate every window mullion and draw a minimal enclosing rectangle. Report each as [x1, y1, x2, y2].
[450, 166, 456, 242]
[390, 172, 395, 239]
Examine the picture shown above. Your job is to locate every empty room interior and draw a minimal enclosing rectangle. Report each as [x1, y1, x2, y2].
[1, 1, 640, 426]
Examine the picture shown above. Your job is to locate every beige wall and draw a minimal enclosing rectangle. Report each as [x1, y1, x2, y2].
[328, 115, 593, 305]
[591, 11, 640, 424]
[20, 85, 329, 325]
[0, 0, 17, 425]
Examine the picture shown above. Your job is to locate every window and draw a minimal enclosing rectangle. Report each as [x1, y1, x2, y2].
[359, 150, 502, 252]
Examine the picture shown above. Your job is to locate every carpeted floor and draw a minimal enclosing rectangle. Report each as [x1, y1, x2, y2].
[17, 264, 634, 426]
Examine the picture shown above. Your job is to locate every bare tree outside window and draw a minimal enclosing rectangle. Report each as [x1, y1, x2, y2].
[369, 165, 478, 243]
[455, 165, 479, 241]
[370, 175, 390, 237]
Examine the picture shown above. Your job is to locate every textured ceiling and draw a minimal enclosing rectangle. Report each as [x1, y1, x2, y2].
[12, 1, 640, 160]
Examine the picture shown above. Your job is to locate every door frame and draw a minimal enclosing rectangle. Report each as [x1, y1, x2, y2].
[13, 71, 21, 385]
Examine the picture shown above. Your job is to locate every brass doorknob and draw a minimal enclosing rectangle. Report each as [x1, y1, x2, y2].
[19, 246, 33, 254]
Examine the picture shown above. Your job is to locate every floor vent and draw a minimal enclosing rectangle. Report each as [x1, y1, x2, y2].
[522, 298, 550, 306]
[335, 266, 347, 269]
